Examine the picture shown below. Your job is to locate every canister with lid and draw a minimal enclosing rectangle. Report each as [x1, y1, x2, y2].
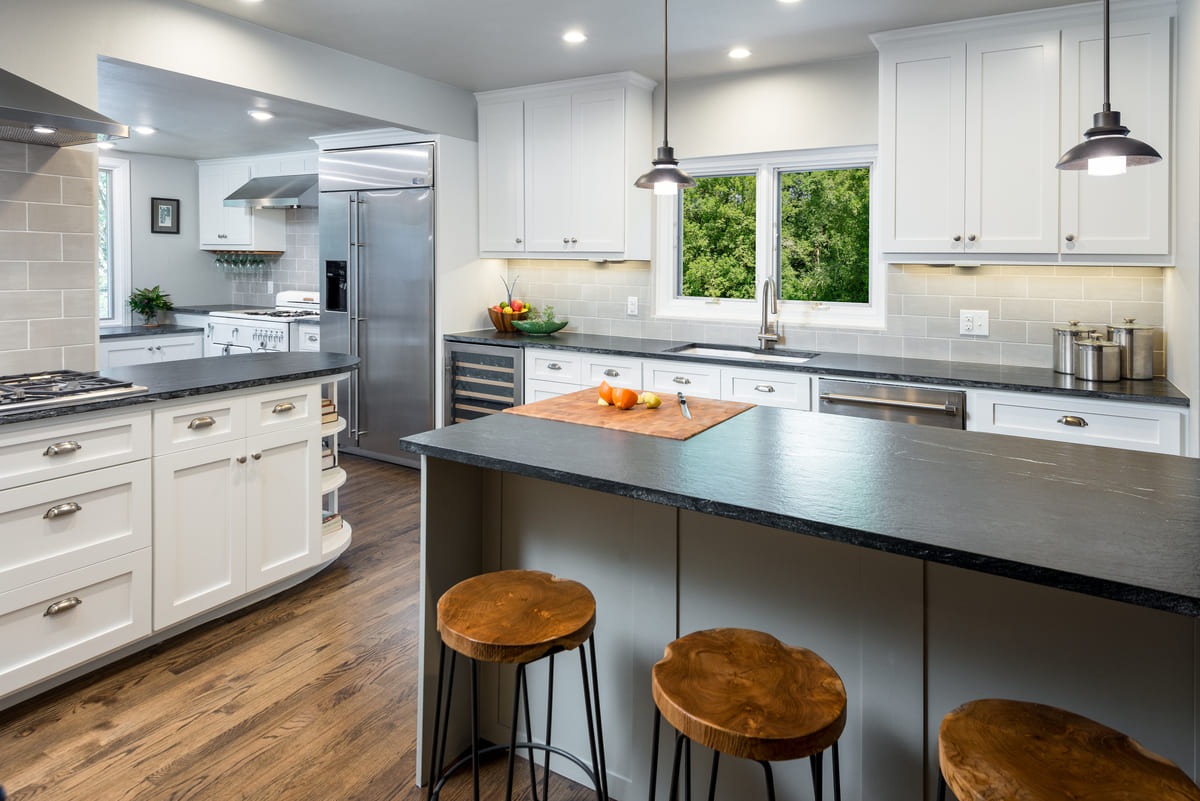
[1074, 336, 1123, 382]
[1106, 317, 1155, 380]
[1051, 320, 1097, 374]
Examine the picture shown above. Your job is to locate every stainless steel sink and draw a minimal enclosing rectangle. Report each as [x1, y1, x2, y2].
[667, 344, 819, 364]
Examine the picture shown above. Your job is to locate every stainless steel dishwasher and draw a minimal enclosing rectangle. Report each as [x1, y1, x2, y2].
[817, 378, 966, 429]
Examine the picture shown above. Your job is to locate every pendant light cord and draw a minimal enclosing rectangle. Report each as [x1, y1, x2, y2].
[662, 0, 670, 150]
[1102, 0, 1111, 112]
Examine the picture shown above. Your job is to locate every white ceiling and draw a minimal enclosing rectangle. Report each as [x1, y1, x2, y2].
[178, 0, 1087, 91]
[98, 0, 1089, 161]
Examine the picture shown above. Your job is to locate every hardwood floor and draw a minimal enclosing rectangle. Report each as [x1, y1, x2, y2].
[0, 456, 603, 801]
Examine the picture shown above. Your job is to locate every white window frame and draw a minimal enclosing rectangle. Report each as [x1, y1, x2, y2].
[653, 144, 884, 330]
[98, 156, 131, 327]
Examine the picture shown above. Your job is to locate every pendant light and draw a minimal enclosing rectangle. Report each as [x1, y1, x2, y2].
[1055, 0, 1161, 176]
[635, 0, 696, 195]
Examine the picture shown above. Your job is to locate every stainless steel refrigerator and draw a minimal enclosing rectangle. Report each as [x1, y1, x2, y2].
[319, 143, 435, 467]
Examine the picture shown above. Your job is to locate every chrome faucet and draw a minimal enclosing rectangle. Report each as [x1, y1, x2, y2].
[757, 278, 779, 350]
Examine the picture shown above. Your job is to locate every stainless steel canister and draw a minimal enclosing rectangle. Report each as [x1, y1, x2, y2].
[1051, 320, 1097, 374]
[1106, 317, 1155, 380]
[1074, 337, 1123, 382]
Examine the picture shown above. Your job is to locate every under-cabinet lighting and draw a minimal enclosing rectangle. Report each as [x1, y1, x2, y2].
[729, 47, 751, 59]
[563, 30, 587, 44]
[32, 125, 56, 135]
[133, 125, 156, 135]
[248, 110, 274, 121]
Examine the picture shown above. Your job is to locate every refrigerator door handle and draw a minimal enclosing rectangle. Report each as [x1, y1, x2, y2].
[350, 195, 364, 443]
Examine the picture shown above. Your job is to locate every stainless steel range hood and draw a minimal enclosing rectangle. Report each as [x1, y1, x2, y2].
[224, 174, 318, 209]
[0, 67, 128, 147]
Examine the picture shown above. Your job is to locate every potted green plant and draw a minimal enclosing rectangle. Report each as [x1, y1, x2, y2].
[128, 285, 175, 326]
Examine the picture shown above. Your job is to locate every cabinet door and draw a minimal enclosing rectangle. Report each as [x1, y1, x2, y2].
[153, 440, 247, 629]
[198, 163, 252, 247]
[156, 334, 203, 362]
[478, 100, 526, 253]
[964, 31, 1060, 254]
[524, 93, 574, 252]
[571, 87, 626, 252]
[245, 427, 321, 591]
[99, 339, 157, 368]
[879, 43, 966, 253]
[1060, 18, 1170, 255]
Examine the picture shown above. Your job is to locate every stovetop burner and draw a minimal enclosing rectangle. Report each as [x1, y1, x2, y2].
[0, 370, 148, 414]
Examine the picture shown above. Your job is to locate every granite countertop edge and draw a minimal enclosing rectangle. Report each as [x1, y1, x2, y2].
[100, 325, 205, 340]
[445, 329, 1189, 407]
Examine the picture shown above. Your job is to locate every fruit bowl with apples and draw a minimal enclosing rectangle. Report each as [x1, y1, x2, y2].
[488, 299, 529, 332]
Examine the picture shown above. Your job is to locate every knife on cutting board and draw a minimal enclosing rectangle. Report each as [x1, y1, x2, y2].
[677, 392, 692, 419]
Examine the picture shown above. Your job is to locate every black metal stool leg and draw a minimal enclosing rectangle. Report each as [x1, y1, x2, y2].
[705, 751, 720, 801]
[648, 707, 662, 801]
[937, 770, 947, 801]
[588, 636, 609, 801]
[810, 748, 824, 800]
[542, 654, 557, 800]
[760, 761, 777, 801]
[469, 659, 481, 800]
[578, 645, 604, 801]
[667, 733, 686, 801]
[832, 742, 842, 801]
[504, 664, 525, 801]
[521, 667, 539, 801]
[683, 737, 692, 801]
[431, 649, 458, 801]
[427, 643, 447, 801]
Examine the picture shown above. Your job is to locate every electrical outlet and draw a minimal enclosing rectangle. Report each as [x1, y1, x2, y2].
[959, 309, 990, 336]
[627, 296, 638, 316]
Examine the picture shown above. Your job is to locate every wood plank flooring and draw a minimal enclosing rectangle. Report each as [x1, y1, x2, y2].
[0, 456, 604, 801]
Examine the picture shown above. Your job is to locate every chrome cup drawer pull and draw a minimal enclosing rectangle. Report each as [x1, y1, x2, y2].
[187, 415, 216, 430]
[547, 363, 563, 371]
[43, 501, 82, 520]
[44, 596, 83, 616]
[1057, 415, 1088, 428]
[272, 401, 296, 414]
[673, 376, 692, 385]
[754, 384, 776, 393]
[43, 440, 82, 457]
[603, 369, 620, 377]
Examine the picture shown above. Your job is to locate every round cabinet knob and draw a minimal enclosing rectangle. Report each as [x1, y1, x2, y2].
[562, 237, 570, 244]
[515, 237, 523, 244]
[252, 452, 262, 460]
[570, 237, 578, 243]
[155, 345, 162, 351]
[237, 456, 247, 464]
[1065, 234, 1076, 242]
[967, 234, 977, 242]
[952, 235, 962, 242]
[146, 347, 153, 352]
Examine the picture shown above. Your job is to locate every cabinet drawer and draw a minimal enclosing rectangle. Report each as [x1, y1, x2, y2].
[0, 549, 151, 698]
[723, 368, 812, 411]
[642, 359, 722, 399]
[581, 356, 642, 389]
[525, 379, 579, 403]
[0, 409, 151, 492]
[0, 461, 151, 594]
[525, 349, 581, 383]
[245, 384, 321, 434]
[970, 391, 1184, 455]
[153, 395, 245, 454]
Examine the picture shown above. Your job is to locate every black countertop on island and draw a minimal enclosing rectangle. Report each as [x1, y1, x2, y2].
[401, 407, 1200, 617]
[446, 329, 1189, 406]
[100, 324, 204, 340]
[0, 353, 358, 426]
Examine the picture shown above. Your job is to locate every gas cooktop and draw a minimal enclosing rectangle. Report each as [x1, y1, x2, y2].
[0, 370, 148, 415]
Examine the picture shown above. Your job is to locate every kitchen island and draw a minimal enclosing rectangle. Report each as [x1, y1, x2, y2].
[401, 407, 1200, 801]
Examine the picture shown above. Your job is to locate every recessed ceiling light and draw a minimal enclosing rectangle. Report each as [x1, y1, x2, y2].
[97, 141, 116, 150]
[248, 110, 274, 121]
[729, 47, 751, 59]
[32, 125, 57, 135]
[563, 30, 587, 44]
[779, 0, 802, 4]
[133, 125, 156, 135]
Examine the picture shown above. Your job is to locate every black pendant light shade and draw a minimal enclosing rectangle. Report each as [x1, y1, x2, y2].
[636, 0, 695, 194]
[1056, 0, 1161, 175]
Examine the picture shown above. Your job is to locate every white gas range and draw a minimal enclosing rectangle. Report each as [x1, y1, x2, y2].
[205, 291, 320, 356]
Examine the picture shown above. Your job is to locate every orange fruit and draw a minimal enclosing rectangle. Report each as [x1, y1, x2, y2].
[612, 387, 639, 410]
[598, 381, 614, 405]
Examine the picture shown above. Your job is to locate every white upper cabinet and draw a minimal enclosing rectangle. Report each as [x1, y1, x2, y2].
[874, 1, 1174, 263]
[1060, 17, 1171, 255]
[196, 158, 288, 252]
[476, 72, 654, 260]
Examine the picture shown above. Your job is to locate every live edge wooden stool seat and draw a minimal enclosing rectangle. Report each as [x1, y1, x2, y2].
[937, 699, 1200, 801]
[428, 569, 608, 801]
[648, 628, 847, 801]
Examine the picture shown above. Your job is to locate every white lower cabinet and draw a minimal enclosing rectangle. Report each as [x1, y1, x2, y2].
[525, 378, 579, 402]
[722, 367, 812, 410]
[968, 390, 1185, 455]
[245, 426, 321, 590]
[641, 358, 722, 400]
[99, 334, 203, 368]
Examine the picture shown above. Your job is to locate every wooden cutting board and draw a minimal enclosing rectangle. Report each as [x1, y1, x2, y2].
[505, 388, 754, 440]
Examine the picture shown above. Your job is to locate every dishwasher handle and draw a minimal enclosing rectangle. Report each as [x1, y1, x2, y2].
[819, 392, 960, 416]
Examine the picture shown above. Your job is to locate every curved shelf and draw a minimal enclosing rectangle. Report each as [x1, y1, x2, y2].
[322, 416, 347, 436]
[322, 520, 352, 558]
[321, 466, 347, 495]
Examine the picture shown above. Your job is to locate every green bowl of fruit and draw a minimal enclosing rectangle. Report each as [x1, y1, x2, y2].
[511, 304, 567, 336]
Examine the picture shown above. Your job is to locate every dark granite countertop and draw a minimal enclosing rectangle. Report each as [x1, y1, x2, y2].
[401, 407, 1200, 617]
[171, 304, 272, 314]
[446, 329, 1189, 407]
[100, 325, 204, 340]
[0, 353, 358, 426]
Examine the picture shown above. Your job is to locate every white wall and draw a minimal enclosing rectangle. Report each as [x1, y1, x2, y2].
[126, 152, 226, 305]
[1168, 0, 1200, 455]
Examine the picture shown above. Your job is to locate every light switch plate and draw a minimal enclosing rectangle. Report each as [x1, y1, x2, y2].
[959, 309, 989, 336]
[627, 296, 638, 316]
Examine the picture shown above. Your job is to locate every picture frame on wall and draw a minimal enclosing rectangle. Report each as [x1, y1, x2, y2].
[150, 197, 180, 234]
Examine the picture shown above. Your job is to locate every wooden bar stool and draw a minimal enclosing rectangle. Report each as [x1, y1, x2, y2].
[428, 569, 608, 801]
[937, 698, 1200, 801]
[648, 628, 847, 801]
